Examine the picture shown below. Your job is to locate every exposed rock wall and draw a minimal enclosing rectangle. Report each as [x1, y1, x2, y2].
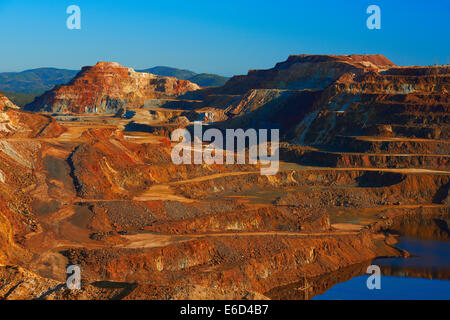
[25, 62, 200, 114]
[217, 54, 394, 94]
[0, 94, 64, 138]
[63, 232, 401, 298]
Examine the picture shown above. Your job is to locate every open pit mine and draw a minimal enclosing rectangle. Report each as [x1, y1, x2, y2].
[0, 55, 448, 299]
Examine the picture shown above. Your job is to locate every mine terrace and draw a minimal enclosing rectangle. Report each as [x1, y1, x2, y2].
[0, 54, 448, 299]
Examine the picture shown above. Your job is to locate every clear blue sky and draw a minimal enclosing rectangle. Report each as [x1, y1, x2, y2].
[0, 0, 449, 76]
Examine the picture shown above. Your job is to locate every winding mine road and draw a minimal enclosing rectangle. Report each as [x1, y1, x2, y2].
[119, 229, 362, 249]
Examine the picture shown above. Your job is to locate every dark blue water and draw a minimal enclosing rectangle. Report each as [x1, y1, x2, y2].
[313, 275, 450, 300]
[313, 237, 450, 300]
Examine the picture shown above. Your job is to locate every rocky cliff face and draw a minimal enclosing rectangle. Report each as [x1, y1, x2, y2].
[202, 55, 448, 165]
[0, 54, 448, 300]
[289, 66, 450, 147]
[0, 94, 64, 138]
[216, 54, 395, 94]
[0, 94, 19, 111]
[25, 62, 200, 114]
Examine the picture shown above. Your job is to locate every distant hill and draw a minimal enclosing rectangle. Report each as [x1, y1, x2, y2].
[25, 62, 201, 114]
[139, 66, 197, 80]
[0, 66, 228, 100]
[0, 91, 39, 107]
[0, 68, 78, 94]
[138, 66, 229, 87]
[188, 73, 229, 87]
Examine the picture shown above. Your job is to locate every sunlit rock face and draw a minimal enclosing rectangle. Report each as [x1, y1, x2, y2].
[0, 94, 64, 138]
[25, 62, 200, 114]
[215, 54, 395, 94]
[0, 94, 19, 111]
[289, 64, 450, 147]
[0, 54, 448, 300]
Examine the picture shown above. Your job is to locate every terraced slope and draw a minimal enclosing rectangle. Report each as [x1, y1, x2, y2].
[0, 55, 448, 300]
[25, 62, 200, 114]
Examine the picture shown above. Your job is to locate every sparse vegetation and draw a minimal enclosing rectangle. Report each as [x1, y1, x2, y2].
[0, 68, 78, 93]
[0, 91, 40, 107]
[138, 66, 229, 87]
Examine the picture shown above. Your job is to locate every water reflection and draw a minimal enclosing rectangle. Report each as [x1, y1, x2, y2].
[313, 237, 450, 300]
[266, 237, 450, 300]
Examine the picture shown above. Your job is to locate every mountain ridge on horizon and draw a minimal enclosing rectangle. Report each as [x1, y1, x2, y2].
[0, 65, 229, 98]
[2, 53, 434, 107]
[0, 50, 449, 300]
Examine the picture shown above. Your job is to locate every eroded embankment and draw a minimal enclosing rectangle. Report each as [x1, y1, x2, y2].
[172, 169, 449, 206]
[62, 231, 402, 299]
[370, 206, 450, 241]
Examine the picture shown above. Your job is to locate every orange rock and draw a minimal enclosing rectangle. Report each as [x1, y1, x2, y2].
[0, 94, 65, 138]
[26, 62, 200, 114]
